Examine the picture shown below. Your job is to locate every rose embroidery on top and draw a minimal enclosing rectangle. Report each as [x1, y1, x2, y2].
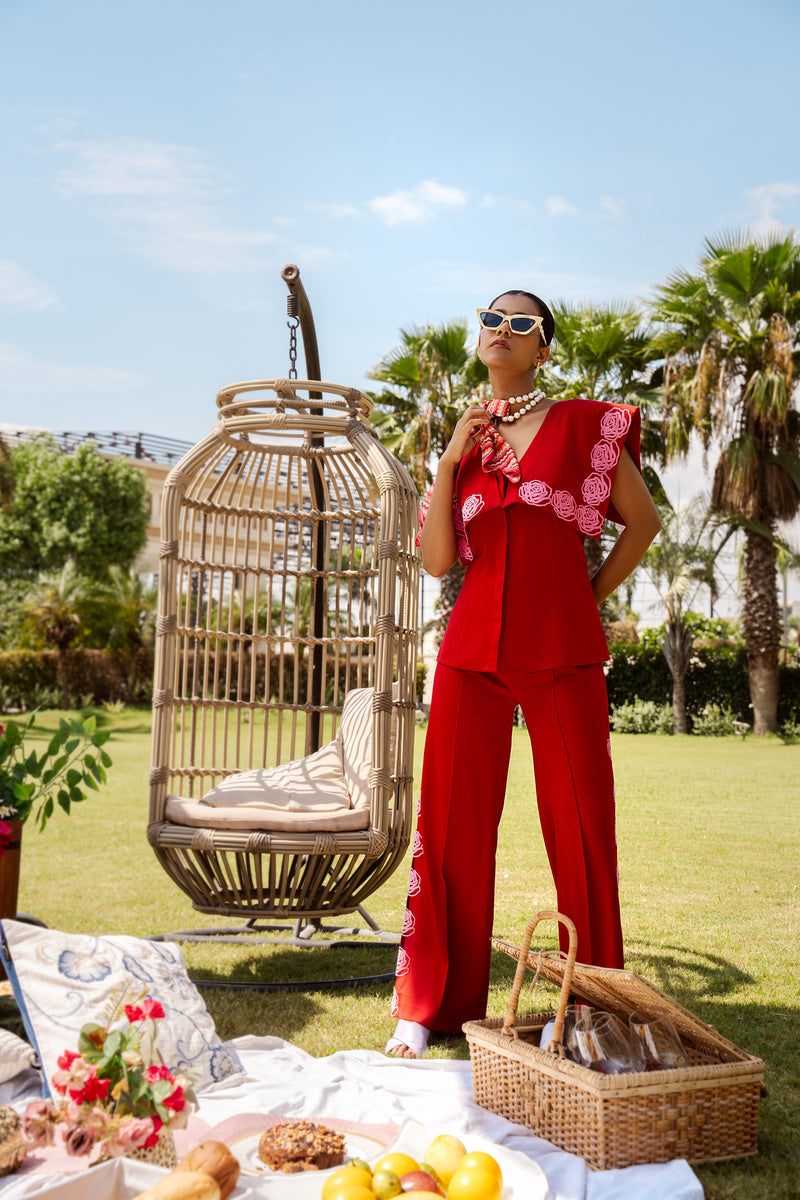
[518, 480, 553, 506]
[577, 504, 604, 536]
[461, 494, 485, 523]
[600, 407, 632, 439]
[551, 490, 577, 522]
[590, 440, 620, 472]
[581, 472, 612, 505]
[452, 496, 474, 562]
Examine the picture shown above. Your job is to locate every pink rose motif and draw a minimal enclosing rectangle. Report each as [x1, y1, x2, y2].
[590, 440, 620, 471]
[457, 533, 474, 562]
[391, 987, 400, 1016]
[577, 505, 604, 537]
[413, 830, 423, 857]
[402, 909, 416, 937]
[407, 868, 421, 897]
[600, 407, 632, 439]
[518, 480, 553, 506]
[461, 493, 485, 523]
[581, 472, 612, 506]
[551, 490, 577, 522]
[22, 1100, 56, 1150]
[395, 946, 411, 976]
[106, 1117, 153, 1157]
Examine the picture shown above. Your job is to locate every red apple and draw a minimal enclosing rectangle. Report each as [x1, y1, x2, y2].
[401, 1170, 441, 1194]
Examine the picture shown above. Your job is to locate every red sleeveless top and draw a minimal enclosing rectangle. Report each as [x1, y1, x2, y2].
[435, 398, 641, 672]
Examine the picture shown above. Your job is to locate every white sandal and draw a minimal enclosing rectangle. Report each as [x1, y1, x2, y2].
[385, 1019, 430, 1058]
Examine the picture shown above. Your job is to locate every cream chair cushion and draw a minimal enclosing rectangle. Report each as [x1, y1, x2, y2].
[164, 686, 392, 833]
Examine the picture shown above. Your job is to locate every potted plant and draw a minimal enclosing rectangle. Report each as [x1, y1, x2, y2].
[0, 712, 112, 920]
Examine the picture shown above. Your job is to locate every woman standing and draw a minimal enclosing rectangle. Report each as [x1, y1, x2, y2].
[387, 290, 661, 1058]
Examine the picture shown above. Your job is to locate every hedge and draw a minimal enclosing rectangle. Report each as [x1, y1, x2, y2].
[0, 649, 151, 710]
[606, 643, 800, 726]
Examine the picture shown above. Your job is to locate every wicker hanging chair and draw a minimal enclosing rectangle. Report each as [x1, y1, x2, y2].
[147, 369, 419, 942]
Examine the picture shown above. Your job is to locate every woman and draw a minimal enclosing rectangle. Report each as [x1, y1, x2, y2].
[387, 290, 661, 1059]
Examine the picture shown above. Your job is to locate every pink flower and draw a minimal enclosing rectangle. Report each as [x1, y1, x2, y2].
[53, 1054, 92, 1097]
[518, 479, 552, 507]
[22, 1100, 56, 1149]
[82, 1107, 110, 1138]
[581, 472, 612, 506]
[394, 946, 410, 977]
[590, 439, 620, 472]
[599, 407, 632, 440]
[106, 1117, 153, 1157]
[64, 1124, 95, 1157]
[56, 1050, 81, 1072]
[577, 505, 604, 537]
[551, 490, 577, 522]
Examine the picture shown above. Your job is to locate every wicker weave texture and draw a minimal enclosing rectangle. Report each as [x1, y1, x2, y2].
[148, 381, 419, 918]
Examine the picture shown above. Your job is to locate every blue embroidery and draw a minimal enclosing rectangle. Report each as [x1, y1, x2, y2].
[57, 950, 112, 984]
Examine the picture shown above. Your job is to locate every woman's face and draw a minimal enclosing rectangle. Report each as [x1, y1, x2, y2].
[477, 292, 550, 376]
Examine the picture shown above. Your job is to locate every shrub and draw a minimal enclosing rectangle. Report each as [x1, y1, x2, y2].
[610, 700, 674, 734]
[691, 703, 737, 736]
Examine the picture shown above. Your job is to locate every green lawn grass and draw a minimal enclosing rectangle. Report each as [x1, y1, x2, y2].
[8, 707, 800, 1200]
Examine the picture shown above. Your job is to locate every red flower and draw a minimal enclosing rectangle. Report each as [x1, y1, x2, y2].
[124, 1005, 145, 1022]
[141, 999, 165, 1020]
[143, 1115, 163, 1148]
[144, 1065, 173, 1083]
[56, 1050, 81, 1072]
[79, 1073, 110, 1104]
[164, 1085, 185, 1113]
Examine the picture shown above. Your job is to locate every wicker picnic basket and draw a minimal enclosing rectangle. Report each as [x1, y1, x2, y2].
[463, 911, 766, 1171]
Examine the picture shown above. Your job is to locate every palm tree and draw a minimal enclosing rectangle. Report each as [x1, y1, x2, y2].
[370, 320, 486, 641]
[21, 561, 102, 709]
[0, 433, 14, 510]
[100, 566, 157, 699]
[653, 232, 800, 733]
[644, 496, 733, 733]
[543, 302, 665, 619]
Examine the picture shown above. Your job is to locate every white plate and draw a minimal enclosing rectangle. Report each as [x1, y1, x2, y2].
[230, 1128, 386, 1184]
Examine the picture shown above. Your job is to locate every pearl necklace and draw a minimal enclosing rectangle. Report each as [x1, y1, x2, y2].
[497, 388, 545, 422]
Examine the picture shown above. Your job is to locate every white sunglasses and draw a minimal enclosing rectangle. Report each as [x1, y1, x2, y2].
[476, 308, 546, 337]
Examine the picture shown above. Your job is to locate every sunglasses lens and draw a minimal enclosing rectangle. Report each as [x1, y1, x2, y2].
[509, 316, 538, 334]
[479, 310, 503, 329]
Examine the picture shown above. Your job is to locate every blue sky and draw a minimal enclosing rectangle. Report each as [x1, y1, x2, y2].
[1, 0, 799, 479]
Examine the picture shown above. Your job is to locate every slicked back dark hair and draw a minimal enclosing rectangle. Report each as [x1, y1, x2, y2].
[489, 289, 555, 346]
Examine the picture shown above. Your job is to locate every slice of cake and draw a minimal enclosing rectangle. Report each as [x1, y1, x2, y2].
[257, 1121, 345, 1173]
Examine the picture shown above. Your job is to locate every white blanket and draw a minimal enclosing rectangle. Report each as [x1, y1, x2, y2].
[0, 1036, 703, 1199]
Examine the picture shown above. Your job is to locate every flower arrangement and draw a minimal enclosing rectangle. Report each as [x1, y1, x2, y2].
[21, 1000, 195, 1163]
[0, 712, 112, 853]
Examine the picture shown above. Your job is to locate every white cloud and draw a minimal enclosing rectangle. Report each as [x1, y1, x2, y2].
[53, 138, 281, 275]
[745, 182, 800, 237]
[367, 180, 467, 227]
[546, 195, 577, 216]
[0, 341, 148, 394]
[0, 259, 59, 312]
[598, 196, 626, 219]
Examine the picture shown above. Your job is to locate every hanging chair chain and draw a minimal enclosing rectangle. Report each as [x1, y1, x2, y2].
[287, 293, 299, 379]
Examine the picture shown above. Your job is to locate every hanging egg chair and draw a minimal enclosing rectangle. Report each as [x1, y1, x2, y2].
[147, 267, 419, 946]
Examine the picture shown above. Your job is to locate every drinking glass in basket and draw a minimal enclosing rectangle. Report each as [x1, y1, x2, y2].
[571, 1011, 637, 1074]
[628, 1006, 688, 1071]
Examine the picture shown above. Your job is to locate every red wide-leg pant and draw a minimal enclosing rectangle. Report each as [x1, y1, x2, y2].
[392, 662, 624, 1032]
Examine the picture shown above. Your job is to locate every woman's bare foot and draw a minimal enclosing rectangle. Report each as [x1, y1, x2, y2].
[385, 1019, 430, 1058]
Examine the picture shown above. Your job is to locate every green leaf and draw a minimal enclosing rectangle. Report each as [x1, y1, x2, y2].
[66, 768, 82, 788]
[57, 794, 71, 814]
[47, 733, 62, 757]
[64, 738, 80, 755]
[100, 750, 113, 768]
[69, 786, 83, 803]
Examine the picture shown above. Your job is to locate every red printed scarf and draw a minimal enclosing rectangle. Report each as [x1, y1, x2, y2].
[478, 397, 521, 483]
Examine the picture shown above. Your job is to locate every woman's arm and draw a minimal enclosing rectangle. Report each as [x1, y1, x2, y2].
[591, 447, 661, 605]
[419, 404, 492, 578]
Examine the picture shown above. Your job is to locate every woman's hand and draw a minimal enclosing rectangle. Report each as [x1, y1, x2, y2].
[440, 404, 492, 468]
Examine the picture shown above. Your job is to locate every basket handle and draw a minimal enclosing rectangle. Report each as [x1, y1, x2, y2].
[501, 910, 578, 1052]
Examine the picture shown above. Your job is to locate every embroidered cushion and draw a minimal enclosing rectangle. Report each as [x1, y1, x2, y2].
[0, 920, 246, 1098]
